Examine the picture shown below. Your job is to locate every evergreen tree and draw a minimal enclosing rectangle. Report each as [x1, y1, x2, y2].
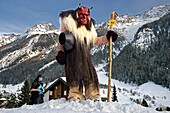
[112, 84, 118, 102]
[141, 99, 149, 107]
[5, 94, 18, 108]
[18, 79, 30, 107]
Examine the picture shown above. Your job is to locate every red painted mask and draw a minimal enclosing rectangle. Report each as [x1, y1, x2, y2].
[77, 6, 90, 25]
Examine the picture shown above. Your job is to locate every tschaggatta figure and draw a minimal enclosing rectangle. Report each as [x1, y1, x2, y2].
[56, 5, 118, 101]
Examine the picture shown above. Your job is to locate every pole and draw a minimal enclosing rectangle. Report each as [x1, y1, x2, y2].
[107, 12, 118, 102]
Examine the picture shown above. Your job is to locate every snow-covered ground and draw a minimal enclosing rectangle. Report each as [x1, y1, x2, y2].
[0, 98, 165, 113]
[0, 83, 23, 94]
[38, 60, 57, 72]
[0, 64, 169, 113]
[0, 85, 169, 113]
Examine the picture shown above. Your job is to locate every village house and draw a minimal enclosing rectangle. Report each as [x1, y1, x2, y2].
[43, 77, 68, 102]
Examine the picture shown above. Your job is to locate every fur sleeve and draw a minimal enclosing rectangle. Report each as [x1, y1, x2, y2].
[93, 35, 108, 46]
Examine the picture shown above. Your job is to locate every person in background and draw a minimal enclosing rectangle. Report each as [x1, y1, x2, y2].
[28, 74, 46, 105]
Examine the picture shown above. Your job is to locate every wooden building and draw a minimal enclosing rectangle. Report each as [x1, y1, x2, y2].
[43, 77, 69, 102]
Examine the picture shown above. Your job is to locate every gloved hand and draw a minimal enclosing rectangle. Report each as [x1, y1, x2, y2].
[56, 50, 67, 65]
[106, 30, 118, 42]
[39, 91, 43, 95]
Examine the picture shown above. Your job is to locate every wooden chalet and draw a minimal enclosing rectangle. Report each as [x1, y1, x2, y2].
[43, 77, 69, 102]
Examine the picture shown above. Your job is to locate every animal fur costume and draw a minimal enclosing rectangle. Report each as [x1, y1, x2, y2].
[56, 6, 118, 101]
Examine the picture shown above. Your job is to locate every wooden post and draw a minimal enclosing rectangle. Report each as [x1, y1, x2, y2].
[107, 12, 118, 102]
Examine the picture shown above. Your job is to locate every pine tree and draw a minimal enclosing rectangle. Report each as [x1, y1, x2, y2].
[18, 79, 30, 107]
[141, 99, 149, 107]
[112, 84, 118, 102]
[5, 94, 18, 108]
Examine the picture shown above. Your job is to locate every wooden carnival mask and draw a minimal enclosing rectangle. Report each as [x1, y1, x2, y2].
[77, 6, 90, 25]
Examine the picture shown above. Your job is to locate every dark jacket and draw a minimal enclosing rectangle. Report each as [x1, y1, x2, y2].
[28, 81, 44, 105]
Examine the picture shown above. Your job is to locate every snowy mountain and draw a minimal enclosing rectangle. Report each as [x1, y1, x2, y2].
[0, 5, 170, 86]
[26, 23, 59, 34]
[94, 5, 170, 60]
[0, 23, 61, 84]
[138, 5, 170, 20]
[94, 5, 170, 87]
[98, 5, 170, 43]
[0, 34, 20, 47]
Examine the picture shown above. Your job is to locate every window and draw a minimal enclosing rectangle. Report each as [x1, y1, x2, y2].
[50, 91, 53, 96]
[103, 90, 105, 94]
[64, 91, 67, 96]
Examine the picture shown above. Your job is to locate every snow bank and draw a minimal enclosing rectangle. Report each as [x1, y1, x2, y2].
[0, 83, 23, 94]
[0, 68, 170, 113]
[0, 98, 162, 113]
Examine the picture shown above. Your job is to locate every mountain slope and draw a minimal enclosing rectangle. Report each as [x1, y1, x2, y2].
[112, 12, 170, 88]
[0, 23, 63, 84]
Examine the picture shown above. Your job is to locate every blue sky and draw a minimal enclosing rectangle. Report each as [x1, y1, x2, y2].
[0, 0, 170, 34]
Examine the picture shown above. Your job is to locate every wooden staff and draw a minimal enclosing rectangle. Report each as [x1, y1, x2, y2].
[107, 12, 118, 102]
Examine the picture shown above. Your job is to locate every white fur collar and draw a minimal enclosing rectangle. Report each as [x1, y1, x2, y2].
[59, 14, 97, 45]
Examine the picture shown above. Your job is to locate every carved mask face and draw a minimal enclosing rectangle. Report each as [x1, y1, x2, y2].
[77, 6, 90, 25]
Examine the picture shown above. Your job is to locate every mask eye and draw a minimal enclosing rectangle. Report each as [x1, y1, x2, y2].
[78, 14, 83, 18]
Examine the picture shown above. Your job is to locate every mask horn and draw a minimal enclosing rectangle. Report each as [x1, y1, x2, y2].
[89, 7, 93, 10]
[78, 3, 81, 8]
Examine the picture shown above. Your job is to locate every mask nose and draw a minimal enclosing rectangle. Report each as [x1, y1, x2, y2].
[82, 14, 86, 19]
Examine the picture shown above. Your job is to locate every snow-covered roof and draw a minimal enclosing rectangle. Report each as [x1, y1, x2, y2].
[0, 98, 6, 101]
[44, 77, 67, 94]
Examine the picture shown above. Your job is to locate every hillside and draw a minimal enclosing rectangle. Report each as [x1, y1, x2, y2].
[0, 23, 64, 84]
[112, 12, 170, 88]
